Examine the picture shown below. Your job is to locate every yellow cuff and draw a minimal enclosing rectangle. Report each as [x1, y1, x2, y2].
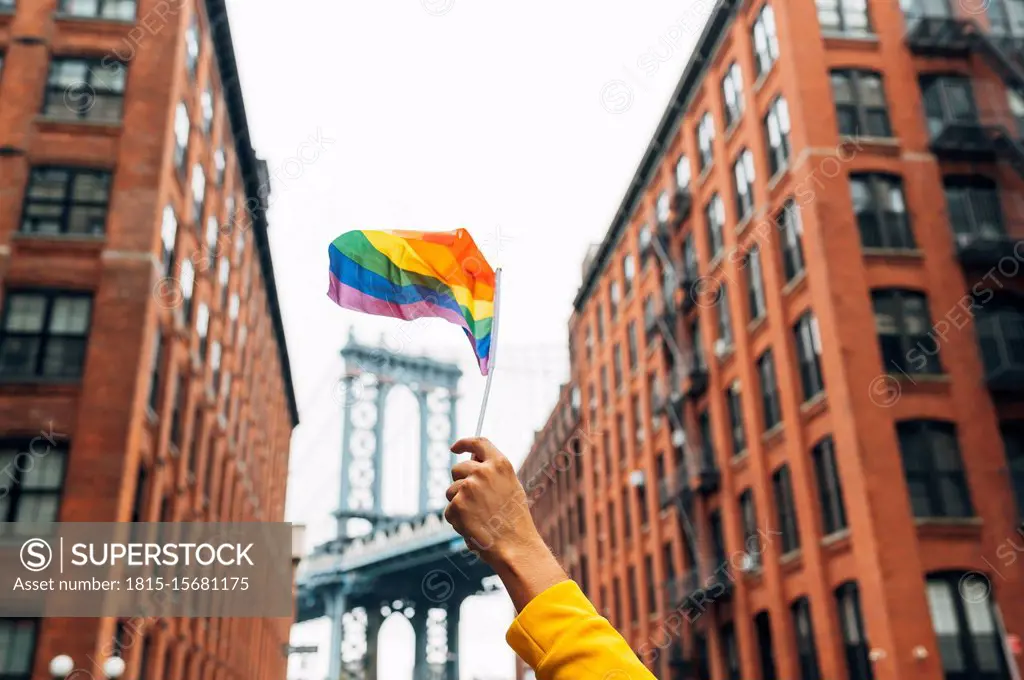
[505, 580, 592, 669]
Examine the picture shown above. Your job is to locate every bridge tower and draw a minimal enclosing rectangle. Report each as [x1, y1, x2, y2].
[300, 331, 490, 680]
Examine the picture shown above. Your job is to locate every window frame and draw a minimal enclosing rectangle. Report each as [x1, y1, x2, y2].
[831, 69, 892, 138]
[752, 4, 780, 78]
[925, 571, 1010, 680]
[816, 0, 872, 34]
[758, 349, 782, 431]
[706, 193, 726, 260]
[791, 597, 822, 680]
[721, 62, 745, 128]
[20, 166, 112, 237]
[747, 244, 767, 321]
[0, 289, 94, 380]
[0, 618, 40, 680]
[778, 200, 806, 282]
[836, 582, 874, 680]
[43, 57, 127, 123]
[0, 439, 69, 525]
[697, 111, 716, 172]
[764, 96, 792, 176]
[897, 420, 973, 519]
[850, 173, 915, 250]
[812, 436, 848, 535]
[57, 0, 137, 19]
[872, 289, 941, 375]
[773, 463, 801, 553]
[794, 312, 825, 401]
[733, 148, 756, 219]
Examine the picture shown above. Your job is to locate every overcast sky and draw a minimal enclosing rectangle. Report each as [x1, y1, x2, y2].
[224, 1, 704, 677]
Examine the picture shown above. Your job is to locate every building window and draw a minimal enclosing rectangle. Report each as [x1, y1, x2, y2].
[850, 174, 914, 250]
[610, 281, 621, 317]
[161, 206, 178, 275]
[613, 345, 623, 389]
[753, 4, 780, 77]
[58, 0, 137, 19]
[836, 582, 873, 680]
[1001, 423, 1024, 519]
[831, 70, 891, 137]
[174, 101, 190, 170]
[773, 464, 800, 553]
[192, 164, 206, 221]
[201, 88, 214, 133]
[210, 341, 222, 390]
[817, 0, 870, 32]
[791, 598, 822, 680]
[733, 148, 756, 219]
[623, 254, 636, 295]
[945, 178, 1006, 243]
[920, 75, 978, 139]
[206, 216, 219, 268]
[626, 561, 634, 622]
[0, 441, 67, 524]
[170, 375, 186, 450]
[0, 619, 38, 680]
[721, 622, 741, 680]
[721, 62, 744, 128]
[776, 200, 805, 283]
[218, 257, 231, 307]
[898, 420, 973, 519]
[44, 58, 126, 123]
[717, 282, 734, 349]
[626, 323, 640, 373]
[0, 291, 92, 379]
[644, 554, 657, 615]
[755, 611, 778, 680]
[697, 112, 716, 172]
[706, 194, 726, 260]
[926, 572, 1009, 680]
[682, 232, 699, 282]
[656, 193, 671, 228]
[676, 155, 691, 190]
[148, 331, 163, 412]
[764, 96, 791, 176]
[726, 382, 746, 456]
[185, 14, 200, 77]
[698, 409, 716, 471]
[976, 306, 1024, 382]
[176, 262, 195, 329]
[746, 245, 767, 321]
[872, 289, 941, 375]
[758, 350, 781, 431]
[21, 167, 111, 236]
[214, 148, 226, 185]
[794, 312, 824, 401]
[740, 489, 761, 567]
[812, 436, 848, 535]
[691, 318, 707, 370]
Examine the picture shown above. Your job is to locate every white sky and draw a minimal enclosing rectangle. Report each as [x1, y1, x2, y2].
[224, 1, 705, 677]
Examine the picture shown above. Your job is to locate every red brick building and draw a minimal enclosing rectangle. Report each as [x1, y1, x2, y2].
[522, 0, 1024, 678]
[0, 2, 298, 680]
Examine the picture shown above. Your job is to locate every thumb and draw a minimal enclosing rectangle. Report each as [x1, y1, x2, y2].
[451, 437, 501, 463]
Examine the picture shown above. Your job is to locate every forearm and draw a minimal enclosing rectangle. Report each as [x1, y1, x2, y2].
[491, 536, 568, 612]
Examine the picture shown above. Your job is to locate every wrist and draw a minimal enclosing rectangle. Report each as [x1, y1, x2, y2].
[489, 534, 567, 612]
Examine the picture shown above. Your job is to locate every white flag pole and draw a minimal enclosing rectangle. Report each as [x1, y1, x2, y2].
[475, 267, 503, 437]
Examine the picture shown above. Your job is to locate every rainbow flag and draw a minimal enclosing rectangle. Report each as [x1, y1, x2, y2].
[327, 229, 497, 374]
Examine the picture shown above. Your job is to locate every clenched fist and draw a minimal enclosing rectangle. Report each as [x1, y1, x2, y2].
[445, 438, 567, 611]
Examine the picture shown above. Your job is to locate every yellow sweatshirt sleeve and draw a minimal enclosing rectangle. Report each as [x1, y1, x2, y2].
[505, 580, 657, 680]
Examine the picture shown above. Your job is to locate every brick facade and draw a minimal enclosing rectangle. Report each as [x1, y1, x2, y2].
[0, 2, 298, 680]
[520, 1, 1024, 679]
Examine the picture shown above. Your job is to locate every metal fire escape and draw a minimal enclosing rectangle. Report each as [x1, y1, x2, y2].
[643, 184, 729, 680]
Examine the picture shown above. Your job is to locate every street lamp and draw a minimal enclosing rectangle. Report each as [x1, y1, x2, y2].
[102, 657, 126, 679]
[49, 655, 125, 680]
[49, 655, 74, 679]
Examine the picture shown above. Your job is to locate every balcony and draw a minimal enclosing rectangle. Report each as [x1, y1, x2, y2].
[683, 365, 709, 399]
[664, 565, 734, 613]
[953, 231, 1019, 269]
[905, 16, 972, 56]
[977, 304, 1024, 394]
[695, 467, 720, 496]
[661, 460, 694, 512]
[641, 223, 670, 264]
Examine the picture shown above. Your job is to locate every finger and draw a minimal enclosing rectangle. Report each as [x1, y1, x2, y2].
[451, 460, 482, 481]
[451, 437, 500, 463]
[445, 479, 467, 502]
